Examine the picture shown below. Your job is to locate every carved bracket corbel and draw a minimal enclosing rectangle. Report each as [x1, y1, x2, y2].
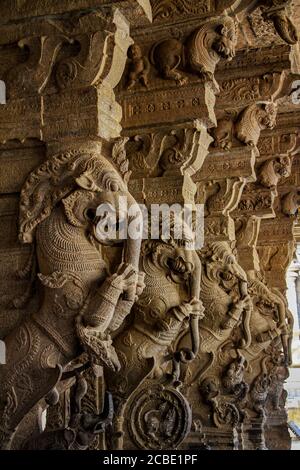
[262, 0, 298, 45]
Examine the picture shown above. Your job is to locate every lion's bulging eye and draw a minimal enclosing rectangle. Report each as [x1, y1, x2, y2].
[85, 208, 96, 221]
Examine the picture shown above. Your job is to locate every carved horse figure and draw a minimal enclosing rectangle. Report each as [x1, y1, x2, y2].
[244, 275, 293, 367]
[105, 216, 202, 448]
[179, 242, 252, 388]
[0, 145, 143, 449]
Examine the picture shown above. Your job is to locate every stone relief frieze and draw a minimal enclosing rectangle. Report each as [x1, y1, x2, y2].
[0, 0, 299, 452]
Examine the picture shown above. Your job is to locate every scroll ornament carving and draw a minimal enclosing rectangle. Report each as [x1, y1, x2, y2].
[150, 16, 237, 87]
[127, 127, 210, 178]
[55, 32, 108, 90]
[4, 10, 133, 97]
[203, 179, 245, 217]
[54, 10, 133, 91]
[218, 73, 283, 105]
[212, 102, 277, 150]
[5, 35, 70, 98]
[258, 243, 295, 276]
[151, 0, 238, 21]
[151, 0, 211, 21]
[0, 144, 143, 449]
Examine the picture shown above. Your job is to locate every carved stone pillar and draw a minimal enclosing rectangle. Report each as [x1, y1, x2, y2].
[0, 0, 151, 450]
[1, 0, 300, 453]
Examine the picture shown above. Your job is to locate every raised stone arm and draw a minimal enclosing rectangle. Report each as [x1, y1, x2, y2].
[81, 263, 138, 330]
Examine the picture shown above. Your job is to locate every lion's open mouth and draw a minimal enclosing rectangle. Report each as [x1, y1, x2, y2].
[214, 41, 235, 60]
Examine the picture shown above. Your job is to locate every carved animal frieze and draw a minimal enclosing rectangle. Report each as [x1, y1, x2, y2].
[258, 155, 293, 189]
[281, 189, 300, 216]
[150, 16, 237, 87]
[238, 102, 278, 146]
[212, 102, 277, 150]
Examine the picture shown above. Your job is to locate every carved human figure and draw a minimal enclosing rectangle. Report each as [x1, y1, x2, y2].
[267, 351, 289, 411]
[126, 44, 150, 90]
[223, 354, 248, 398]
[200, 376, 240, 429]
[0, 147, 143, 449]
[250, 372, 270, 418]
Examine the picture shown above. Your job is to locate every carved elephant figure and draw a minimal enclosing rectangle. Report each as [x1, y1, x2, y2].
[0, 147, 143, 449]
